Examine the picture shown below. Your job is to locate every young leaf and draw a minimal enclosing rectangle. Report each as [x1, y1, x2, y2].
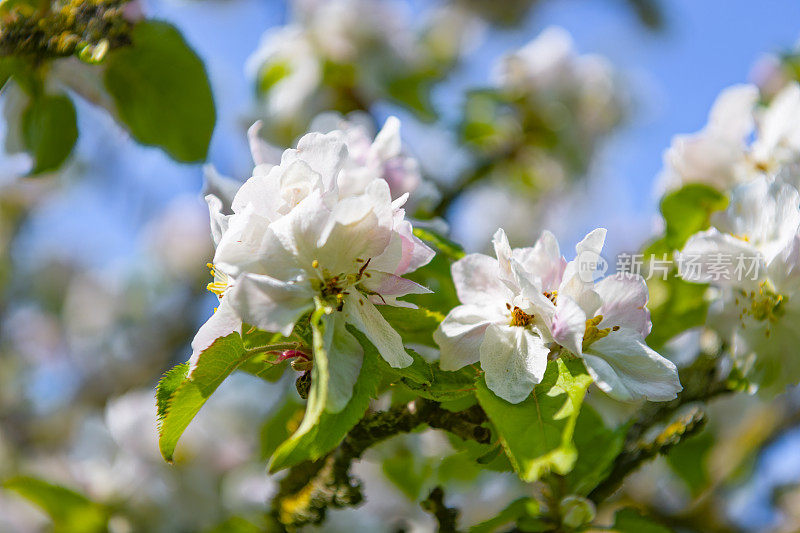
[412, 227, 466, 261]
[660, 184, 728, 250]
[401, 362, 477, 402]
[259, 398, 304, 461]
[378, 305, 444, 348]
[157, 332, 246, 462]
[476, 359, 592, 482]
[565, 404, 627, 496]
[22, 92, 78, 174]
[646, 272, 709, 350]
[104, 21, 215, 162]
[3, 476, 107, 533]
[612, 508, 672, 532]
[268, 325, 382, 472]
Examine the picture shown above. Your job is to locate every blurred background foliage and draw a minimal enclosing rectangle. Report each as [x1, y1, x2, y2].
[3, 0, 800, 532]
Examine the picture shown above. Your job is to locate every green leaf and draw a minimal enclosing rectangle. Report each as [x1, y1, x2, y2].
[412, 227, 465, 261]
[469, 498, 540, 533]
[476, 359, 592, 482]
[566, 404, 626, 496]
[259, 398, 304, 461]
[660, 184, 728, 250]
[405, 253, 461, 314]
[3, 476, 107, 533]
[646, 273, 709, 350]
[612, 508, 673, 533]
[156, 362, 189, 421]
[378, 305, 444, 348]
[157, 332, 246, 462]
[104, 21, 215, 162]
[21, 92, 78, 174]
[665, 426, 714, 496]
[401, 362, 477, 402]
[268, 324, 383, 472]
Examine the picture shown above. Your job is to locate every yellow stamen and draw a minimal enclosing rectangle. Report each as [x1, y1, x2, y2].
[509, 306, 534, 327]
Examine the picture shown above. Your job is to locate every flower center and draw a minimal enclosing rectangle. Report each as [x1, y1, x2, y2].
[582, 314, 620, 351]
[309, 257, 374, 311]
[507, 304, 534, 327]
[737, 282, 786, 324]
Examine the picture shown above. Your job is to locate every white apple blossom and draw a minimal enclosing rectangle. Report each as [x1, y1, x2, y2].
[434, 228, 680, 403]
[677, 177, 800, 392]
[247, 112, 432, 205]
[494, 26, 622, 138]
[192, 125, 434, 411]
[659, 82, 800, 192]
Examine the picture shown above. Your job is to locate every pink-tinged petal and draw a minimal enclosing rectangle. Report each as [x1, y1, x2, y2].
[479, 324, 549, 404]
[551, 294, 586, 356]
[322, 314, 364, 413]
[676, 228, 764, 290]
[451, 253, 513, 307]
[492, 228, 517, 291]
[189, 300, 242, 374]
[512, 230, 566, 291]
[595, 273, 651, 337]
[583, 328, 681, 402]
[344, 293, 412, 368]
[361, 271, 431, 298]
[226, 273, 314, 337]
[434, 304, 505, 370]
[394, 218, 435, 275]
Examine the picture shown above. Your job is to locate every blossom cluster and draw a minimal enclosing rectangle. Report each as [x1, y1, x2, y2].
[246, 0, 474, 133]
[193, 116, 682, 406]
[434, 228, 681, 403]
[195, 117, 434, 411]
[663, 81, 800, 393]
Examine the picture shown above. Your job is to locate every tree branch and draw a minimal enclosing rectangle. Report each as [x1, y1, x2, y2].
[589, 355, 736, 503]
[271, 399, 490, 528]
[421, 486, 460, 533]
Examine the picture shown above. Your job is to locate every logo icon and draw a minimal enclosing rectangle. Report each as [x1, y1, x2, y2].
[576, 250, 608, 282]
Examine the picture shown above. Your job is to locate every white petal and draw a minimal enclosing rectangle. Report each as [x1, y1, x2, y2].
[372, 116, 402, 160]
[214, 207, 301, 280]
[576, 228, 607, 257]
[226, 273, 314, 337]
[451, 253, 513, 307]
[344, 293, 412, 368]
[205, 193, 229, 247]
[583, 328, 681, 402]
[247, 121, 283, 166]
[202, 165, 241, 213]
[283, 131, 348, 191]
[189, 300, 242, 374]
[323, 314, 364, 413]
[677, 227, 764, 289]
[480, 324, 549, 404]
[551, 294, 586, 356]
[360, 271, 431, 297]
[512, 230, 566, 291]
[712, 179, 800, 262]
[492, 228, 517, 290]
[707, 84, 758, 141]
[434, 304, 505, 370]
[595, 273, 652, 337]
